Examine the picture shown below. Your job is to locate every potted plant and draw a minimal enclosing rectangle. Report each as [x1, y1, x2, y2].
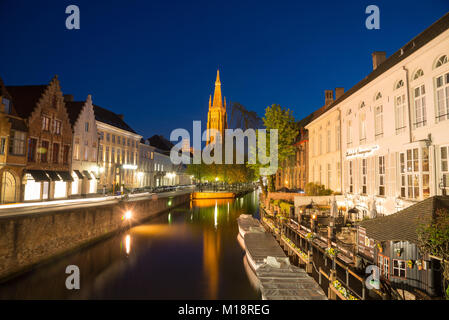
[377, 242, 383, 253]
[395, 248, 402, 257]
[416, 260, 423, 270]
[407, 260, 414, 269]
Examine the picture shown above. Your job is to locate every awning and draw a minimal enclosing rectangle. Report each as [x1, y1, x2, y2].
[90, 171, 99, 179]
[45, 171, 61, 181]
[83, 170, 92, 180]
[57, 171, 74, 182]
[73, 170, 84, 179]
[25, 170, 50, 182]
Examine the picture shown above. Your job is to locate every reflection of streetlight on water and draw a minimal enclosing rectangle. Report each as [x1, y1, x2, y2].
[125, 234, 131, 255]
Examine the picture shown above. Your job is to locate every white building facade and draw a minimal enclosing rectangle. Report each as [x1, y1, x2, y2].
[311, 14, 449, 217]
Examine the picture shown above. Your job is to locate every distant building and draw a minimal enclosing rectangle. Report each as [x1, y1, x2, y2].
[206, 70, 228, 145]
[7, 76, 74, 201]
[65, 94, 99, 196]
[94, 105, 142, 191]
[147, 135, 191, 187]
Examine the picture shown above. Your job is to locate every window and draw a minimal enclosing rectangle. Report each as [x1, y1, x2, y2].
[41, 140, 49, 163]
[54, 120, 62, 135]
[319, 133, 322, 155]
[85, 122, 89, 132]
[327, 163, 331, 188]
[423, 147, 430, 198]
[378, 156, 385, 196]
[361, 159, 367, 194]
[106, 133, 110, 142]
[105, 146, 110, 162]
[84, 141, 89, 161]
[395, 94, 407, 134]
[63, 145, 70, 164]
[28, 138, 37, 162]
[337, 161, 341, 184]
[349, 161, 353, 193]
[435, 55, 448, 68]
[414, 85, 426, 128]
[347, 120, 352, 145]
[0, 137, 6, 155]
[117, 136, 121, 144]
[112, 147, 115, 163]
[2, 98, 11, 114]
[326, 129, 331, 153]
[42, 116, 51, 131]
[435, 72, 449, 121]
[117, 148, 121, 163]
[122, 149, 125, 163]
[441, 146, 449, 190]
[395, 80, 404, 90]
[335, 125, 340, 150]
[400, 148, 419, 199]
[9, 130, 26, 155]
[359, 112, 366, 143]
[99, 131, 104, 140]
[99, 145, 103, 162]
[413, 69, 424, 80]
[52, 143, 60, 164]
[375, 105, 383, 138]
[375, 92, 382, 101]
[112, 135, 115, 143]
[378, 254, 389, 279]
[393, 259, 406, 278]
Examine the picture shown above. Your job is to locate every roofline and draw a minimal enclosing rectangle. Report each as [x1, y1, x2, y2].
[305, 12, 449, 127]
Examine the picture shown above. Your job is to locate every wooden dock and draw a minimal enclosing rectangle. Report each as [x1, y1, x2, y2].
[237, 215, 327, 300]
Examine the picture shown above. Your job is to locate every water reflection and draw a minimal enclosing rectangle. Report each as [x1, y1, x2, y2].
[0, 191, 261, 299]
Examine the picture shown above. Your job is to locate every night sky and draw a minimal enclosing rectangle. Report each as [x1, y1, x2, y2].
[1, 0, 448, 140]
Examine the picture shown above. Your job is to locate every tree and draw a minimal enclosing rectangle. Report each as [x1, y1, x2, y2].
[418, 208, 449, 299]
[249, 104, 298, 195]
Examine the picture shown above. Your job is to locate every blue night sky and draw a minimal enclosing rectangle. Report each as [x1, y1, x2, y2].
[1, 0, 448, 140]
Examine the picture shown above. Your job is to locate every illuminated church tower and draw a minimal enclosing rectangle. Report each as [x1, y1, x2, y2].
[206, 70, 228, 145]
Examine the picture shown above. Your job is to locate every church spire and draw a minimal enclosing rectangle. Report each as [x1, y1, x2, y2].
[212, 69, 222, 108]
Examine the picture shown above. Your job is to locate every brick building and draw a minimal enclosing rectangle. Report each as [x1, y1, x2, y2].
[6, 76, 73, 201]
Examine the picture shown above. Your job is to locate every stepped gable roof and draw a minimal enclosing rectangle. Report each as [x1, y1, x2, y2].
[65, 101, 86, 127]
[358, 196, 449, 244]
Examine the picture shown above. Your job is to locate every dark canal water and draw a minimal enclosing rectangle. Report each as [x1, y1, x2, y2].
[0, 191, 261, 299]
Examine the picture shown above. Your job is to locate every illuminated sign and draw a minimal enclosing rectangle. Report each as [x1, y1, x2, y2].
[122, 164, 138, 169]
[345, 145, 379, 159]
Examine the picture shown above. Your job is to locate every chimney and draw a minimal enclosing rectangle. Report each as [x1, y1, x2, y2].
[324, 90, 334, 106]
[118, 114, 124, 120]
[335, 87, 344, 100]
[63, 94, 74, 102]
[372, 51, 386, 70]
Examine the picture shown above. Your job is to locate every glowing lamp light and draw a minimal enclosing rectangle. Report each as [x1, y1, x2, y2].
[312, 214, 317, 220]
[123, 164, 138, 170]
[215, 177, 219, 181]
[123, 210, 132, 221]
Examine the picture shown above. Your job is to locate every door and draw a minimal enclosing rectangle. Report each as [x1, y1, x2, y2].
[1, 171, 16, 203]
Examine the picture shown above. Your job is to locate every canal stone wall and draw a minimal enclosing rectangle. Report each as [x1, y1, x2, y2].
[0, 193, 190, 281]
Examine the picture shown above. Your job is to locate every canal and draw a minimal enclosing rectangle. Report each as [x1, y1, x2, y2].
[0, 191, 261, 299]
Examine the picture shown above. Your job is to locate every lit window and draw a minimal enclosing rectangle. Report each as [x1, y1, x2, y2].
[393, 259, 406, 278]
[378, 156, 385, 196]
[435, 72, 449, 122]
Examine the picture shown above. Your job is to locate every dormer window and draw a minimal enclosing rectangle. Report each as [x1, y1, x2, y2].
[435, 55, 448, 68]
[413, 69, 424, 80]
[395, 80, 404, 90]
[375, 92, 382, 101]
